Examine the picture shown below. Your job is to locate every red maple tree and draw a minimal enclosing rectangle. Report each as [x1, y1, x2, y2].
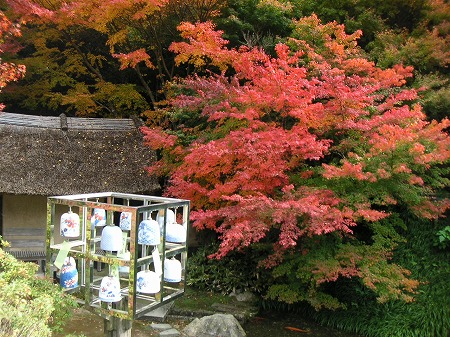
[142, 17, 450, 308]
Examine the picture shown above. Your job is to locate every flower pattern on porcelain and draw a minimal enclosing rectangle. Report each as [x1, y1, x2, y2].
[138, 219, 160, 245]
[119, 211, 132, 230]
[63, 277, 78, 288]
[99, 276, 121, 302]
[60, 211, 80, 237]
[60, 257, 78, 289]
[136, 276, 146, 290]
[91, 208, 106, 228]
[136, 270, 160, 294]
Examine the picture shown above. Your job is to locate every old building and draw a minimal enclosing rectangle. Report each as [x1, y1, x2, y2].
[0, 112, 158, 267]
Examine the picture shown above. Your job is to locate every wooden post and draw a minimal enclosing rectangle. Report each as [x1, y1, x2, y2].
[103, 317, 132, 337]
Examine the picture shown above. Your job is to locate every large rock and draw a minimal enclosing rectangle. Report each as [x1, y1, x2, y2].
[182, 313, 246, 337]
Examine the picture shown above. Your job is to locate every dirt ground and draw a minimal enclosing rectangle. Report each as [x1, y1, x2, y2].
[56, 307, 362, 337]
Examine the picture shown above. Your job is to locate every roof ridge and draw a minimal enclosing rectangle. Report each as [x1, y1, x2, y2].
[0, 112, 137, 130]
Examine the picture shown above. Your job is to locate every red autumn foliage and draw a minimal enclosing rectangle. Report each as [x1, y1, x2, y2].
[0, 11, 25, 110]
[142, 17, 449, 307]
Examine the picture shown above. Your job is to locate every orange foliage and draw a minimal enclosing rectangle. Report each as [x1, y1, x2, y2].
[0, 11, 25, 110]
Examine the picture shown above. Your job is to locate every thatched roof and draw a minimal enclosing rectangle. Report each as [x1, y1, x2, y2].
[0, 112, 159, 195]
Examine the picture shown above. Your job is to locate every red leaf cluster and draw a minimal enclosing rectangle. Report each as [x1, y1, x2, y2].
[112, 49, 154, 70]
[144, 17, 450, 279]
[0, 11, 25, 110]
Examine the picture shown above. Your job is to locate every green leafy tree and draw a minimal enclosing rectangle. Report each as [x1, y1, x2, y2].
[216, 0, 294, 51]
[3, 0, 224, 116]
[214, 0, 424, 52]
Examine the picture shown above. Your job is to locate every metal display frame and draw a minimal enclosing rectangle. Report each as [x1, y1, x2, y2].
[46, 192, 190, 322]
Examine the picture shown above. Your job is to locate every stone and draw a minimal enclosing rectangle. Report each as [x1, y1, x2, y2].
[235, 291, 254, 302]
[182, 313, 246, 337]
[210, 303, 257, 323]
[144, 302, 174, 322]
[159, 328, 181, 337]
[151, 323, 173, 331]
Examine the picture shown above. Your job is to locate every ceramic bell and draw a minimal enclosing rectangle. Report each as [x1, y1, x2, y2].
[136, 270, 160, 294]
[91, 208, 106, 228]
[99, 276, 122, 302]
[60, 256, 78, 289]
[156, 209, 175, 231]
[119, 211, 132, 231]
[166, 223, 187, 243]
[100, 225, 123, 251]
[60, 210, 80, 238]
[138, 219, 160, 245]
[164, 258, 182, 283]
[118, 251, 130, 274]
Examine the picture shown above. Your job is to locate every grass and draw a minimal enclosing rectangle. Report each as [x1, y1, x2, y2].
[172, 286, 235, 312]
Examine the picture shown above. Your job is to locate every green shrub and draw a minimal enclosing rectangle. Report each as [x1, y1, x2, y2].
[299, 215, 450, 337]
[0, 239, 77, 337]
[187, 243, 272, 295]
[435, 225, 450, 249]
[188, 213, 450, 337]
[257, 214, 449, 337]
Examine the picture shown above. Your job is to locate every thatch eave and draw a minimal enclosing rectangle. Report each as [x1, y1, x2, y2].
[0, 113, 159, 196]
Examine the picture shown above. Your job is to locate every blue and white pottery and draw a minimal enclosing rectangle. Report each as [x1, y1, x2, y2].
[164, 258, 182, 283]
[99, 276, 122, 302]
[60, 256, 78, 289]
[60, 211, 80, 238]
[118, 251, 130, 274]
[91, 208, 106, 228]
[156, 209, 175, 231]
[100, 225, 123, 251]
[119, 211, 132, 231]
[166, 223, 186, 243]
[138, 219, 160, 245]
[136, 270, 160, 294]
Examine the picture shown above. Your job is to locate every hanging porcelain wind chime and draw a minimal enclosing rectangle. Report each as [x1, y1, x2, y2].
[101, 224, 123, 252]
[136, 269, 161, 294]
[119, 199, 132, 231]
[166, 222, 187, 243]
[60, 256, 78, 289]
[164, 258, 182, 283]
[156, 208, 176, 232]
[119, 211, 132, 231]
[60, 207, 80, 237]
[91, 207, 106, 229]
[138, 218, 160, 245]
[99, 275, 122, 303]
